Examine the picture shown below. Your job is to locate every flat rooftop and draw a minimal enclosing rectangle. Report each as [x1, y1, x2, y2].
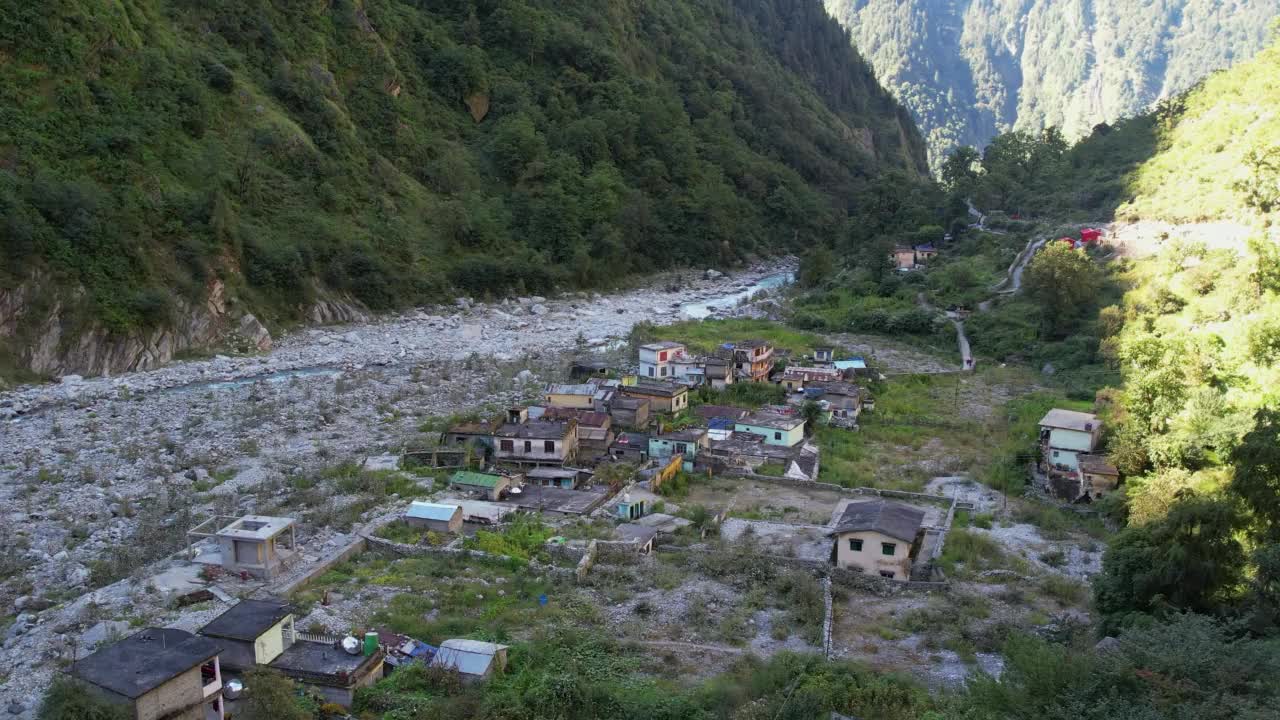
[70, 628, 220, 699]
[269, 640, 381, 685]
[217, 515, 294, 540]
[497, 484, 610, 515]
[199, 599, 292, 642]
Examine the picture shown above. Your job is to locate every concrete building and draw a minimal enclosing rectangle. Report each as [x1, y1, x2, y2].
[732, 340, 774, 382]
[68, 627, 224, 720]
[1038, 409, 1102, 472]
[638, 341, 687, 380]
[777, 366, 841, 392]
[609, 396, 650, 429]
[525, 466, 583, 489]
[188, 515, 297, 581]
[703, 356, 734, 389]
[619, 380, 689, 414]
[442, 419, 498, 452]
[735, 412, 806, 447]
[404, 502, 464, 533]
[544, 384, 598, 410]
[828, 500, 925, 581]
[1079, 455, 1120, 500]
[813, 347, 835, 364]
[198, 599, 294, 671]
[268, 638, 384, 707]
[648, 428, 710, 465]
[430, 639, 509, 681]
[449, 471, 512, 501]
[890, 245, 917, 270]
[608, 432, 650, 463]
[494, 418, 578, 466]
[542, 407, 614, 455]
[614, 523, 658, 554]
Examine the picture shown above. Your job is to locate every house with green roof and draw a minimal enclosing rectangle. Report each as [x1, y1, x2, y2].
[449, 471, 512, 501]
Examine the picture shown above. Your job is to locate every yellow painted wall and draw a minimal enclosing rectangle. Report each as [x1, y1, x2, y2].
[254, 616, 292, 665]
[833, 530, 912, 580]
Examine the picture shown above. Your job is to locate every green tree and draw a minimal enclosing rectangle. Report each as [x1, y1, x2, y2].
[800, 400, 825, 431]
[1093, 494, 1246, 630]
[798, 245, 836, 289]
[38, 677, 129, 720]
[240, 668, 310, 720]
[1234, 146, 1280, 213]
[1022, 242, 1102, 338]
[940, 145, 980, 195]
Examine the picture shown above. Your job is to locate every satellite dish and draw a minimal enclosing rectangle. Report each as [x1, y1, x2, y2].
[510, 486, 523, 495]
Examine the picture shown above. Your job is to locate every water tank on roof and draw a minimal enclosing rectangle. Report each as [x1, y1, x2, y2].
[341, 636, 361, 655]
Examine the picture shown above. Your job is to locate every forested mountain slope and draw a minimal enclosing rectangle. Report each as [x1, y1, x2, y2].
[949, 34, 1280, 223]
[0, 0, 927, 377]
[824, 0, 1279, 168]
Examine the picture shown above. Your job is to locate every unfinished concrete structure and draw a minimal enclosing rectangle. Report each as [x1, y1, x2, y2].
[188, 515, 297, 580]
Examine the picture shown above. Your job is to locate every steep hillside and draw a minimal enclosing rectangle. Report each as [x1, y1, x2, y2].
[951, 34, 1280, 223]
[824, 0, 1279, 168]
[0, 0, 928, 378]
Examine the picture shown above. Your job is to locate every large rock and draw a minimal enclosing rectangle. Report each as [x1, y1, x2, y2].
[704, 269, 724, 280]
[235, 313, 272, 352]
[530, 304, 549, 316]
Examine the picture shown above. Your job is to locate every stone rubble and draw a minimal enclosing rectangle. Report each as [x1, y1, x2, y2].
[0, 260, 794, 712]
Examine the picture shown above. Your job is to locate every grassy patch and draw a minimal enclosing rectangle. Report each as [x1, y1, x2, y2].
[936, 529, 1028, 578]
[633, 318, 828, 357]
[462, 515, 554, 562]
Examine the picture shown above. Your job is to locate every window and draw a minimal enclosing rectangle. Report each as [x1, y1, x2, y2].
[879, 571, 895, 579]
[1052, 450, 1059, 457]
[648, 367, 654, 377]
[774, 432, 781, 440]
[848, 538, 863, 552]
[524, 441, 532, 453]
[660, 366, 667, 377]
[881, 542, 896, 556]
[676, 443, 687, 454]
[660, 351, 668, 361]
[544, 440, 555, 453]
[500, 439, 513, 452]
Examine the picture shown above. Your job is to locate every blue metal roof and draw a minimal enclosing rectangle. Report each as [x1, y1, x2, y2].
[833, 358, 867, 370]
[708, 417, 735, 430]
[431, 639, 506, 676]
[405, 502, 460, 521]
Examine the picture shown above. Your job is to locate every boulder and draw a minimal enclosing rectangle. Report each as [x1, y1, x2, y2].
[704, 269, 724, 280]
[530, 304, 549, 316]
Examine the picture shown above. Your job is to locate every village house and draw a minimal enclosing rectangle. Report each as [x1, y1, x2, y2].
[608, 395, 650, 429]
[1038, 408, 1102, 473]
[614, 523, 659, 554]
[808, 382, 864, 425]
[732, 340, 775, 382]
[703, 356, 735, 389]
[494, 413, 579, 466]
[525, 466, 584, 489]
[1078, 455, 1121, 500]
[197, 599, 294, 671]
[404, 501, 464, 533]
[735, 412, 806, 447]
[608, 431, 651, 463]
[449, 471, 513, 500]
[267, 635, 385, 707]
[544, 383, 597, 410]
[914, 243, 937, 263]
[828, 500, 925, 581]
[700, 436, 821, 481]
[542, 407, 614, 456]
[620, 379, 689, 414]
[890, 245, 917, 270]
[638, 341, 687, 380]
[649, 427, 710, 466]
[431, 639, 509, 682]
[67, 627, 224, 720]
[777, 365, 841, 392]
[813, 347, 834, 364]
[187, 515, 297, 581]
[442, 418, 498, 451]
[588, 378, 619, 412]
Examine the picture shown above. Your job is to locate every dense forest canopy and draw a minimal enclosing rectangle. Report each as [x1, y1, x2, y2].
[0, 0, 929, 338]
[824, 0, 1279, 170]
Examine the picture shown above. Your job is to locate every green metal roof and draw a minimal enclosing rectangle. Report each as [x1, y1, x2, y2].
[450, 471, 505, 488]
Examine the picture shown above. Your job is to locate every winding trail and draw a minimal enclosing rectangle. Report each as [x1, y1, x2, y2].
[922, 216, 1058, 371]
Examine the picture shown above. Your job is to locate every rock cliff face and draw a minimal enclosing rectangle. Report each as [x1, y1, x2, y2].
[825, 0, 1279, 168]
[0, 279, 277, 377]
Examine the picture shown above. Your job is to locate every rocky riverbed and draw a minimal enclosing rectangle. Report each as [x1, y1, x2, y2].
[0, 260, 793, 713]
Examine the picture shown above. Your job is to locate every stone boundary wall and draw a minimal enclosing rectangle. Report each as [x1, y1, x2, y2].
[821, 576, 834, 659]
[654, 544, 948, 595]
[273, 536, 368, 596]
